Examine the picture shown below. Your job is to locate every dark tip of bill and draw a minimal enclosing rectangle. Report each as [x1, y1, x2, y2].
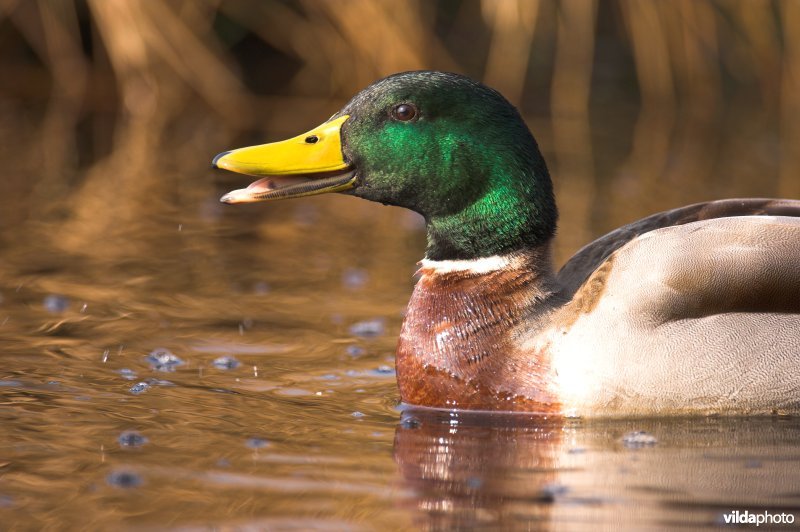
[212, 151, 231, 168]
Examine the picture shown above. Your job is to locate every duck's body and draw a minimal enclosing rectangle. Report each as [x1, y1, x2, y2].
[401, 203, 800, 416]
[214, 71, 800, 417]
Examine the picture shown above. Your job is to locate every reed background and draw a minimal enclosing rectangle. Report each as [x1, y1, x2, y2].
[0, 0, 798, 264]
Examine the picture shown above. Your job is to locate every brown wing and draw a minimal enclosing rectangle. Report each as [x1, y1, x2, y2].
[557, 198, 800, 296]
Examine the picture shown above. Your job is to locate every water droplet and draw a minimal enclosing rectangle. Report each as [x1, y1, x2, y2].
[622, 431, 658, 447]
[117, 368, 137, 380]
[118, 430, 148, 448]
[43, 294, 69, 313]
[145, 348, 184, 372]
[342, 268, 368, 289]
[245, 437, 269, 449]
[253, 281, 270, 295]
[345, 345, 365, 357]
[212, 356, 240, 370]
[349, 318, 386, 338]
[106, 470, 143, 488]
[129, 381, 150, 395]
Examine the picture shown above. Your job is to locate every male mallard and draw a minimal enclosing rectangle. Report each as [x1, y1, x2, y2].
[213, 71, 800, 417]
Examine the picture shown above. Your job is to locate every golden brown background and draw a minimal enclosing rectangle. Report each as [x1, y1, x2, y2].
[2, 0, 798, 264]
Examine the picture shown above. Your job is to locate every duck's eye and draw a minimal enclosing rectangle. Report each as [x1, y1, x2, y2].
[392, 103, 417, 122]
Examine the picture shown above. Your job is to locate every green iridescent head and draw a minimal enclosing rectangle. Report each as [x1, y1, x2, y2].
[215, 71, 557, 261]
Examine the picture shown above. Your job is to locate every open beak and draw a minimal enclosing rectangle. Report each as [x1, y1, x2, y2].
[213, 115, 355, 204]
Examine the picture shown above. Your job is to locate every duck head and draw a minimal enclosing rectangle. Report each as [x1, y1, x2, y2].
[214, 71, 557, 261]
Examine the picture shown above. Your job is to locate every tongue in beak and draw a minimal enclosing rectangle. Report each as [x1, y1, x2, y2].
[213, 115, 355, 203]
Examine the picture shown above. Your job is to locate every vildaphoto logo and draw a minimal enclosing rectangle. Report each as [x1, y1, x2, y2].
[721, 510, 795, 526]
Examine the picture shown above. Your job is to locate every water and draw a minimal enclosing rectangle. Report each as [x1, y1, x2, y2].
[1, 104, 799, 529]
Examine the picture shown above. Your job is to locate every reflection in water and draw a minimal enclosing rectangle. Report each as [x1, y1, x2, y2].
[394, 409, 800, 530]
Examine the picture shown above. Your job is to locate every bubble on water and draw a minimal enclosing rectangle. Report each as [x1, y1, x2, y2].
[106, 470, 143, 488]
[212, 356, 240, 370]
[118, 430, 148, 448]
[342, 268, 368, 289]
[349, 318, 385, 338]
[622, 431, 658, 448]
[146, 347, 184, 372]
[129, 381, 150, 395]
[43, 294, 69, 313]
[351, 411, 365, 418]
[245, 437, 269, 449]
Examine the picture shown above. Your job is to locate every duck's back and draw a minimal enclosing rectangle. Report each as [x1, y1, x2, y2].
[549, 214, 800, 417]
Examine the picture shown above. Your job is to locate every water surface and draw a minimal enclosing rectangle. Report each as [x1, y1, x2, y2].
[0, 101, 798, 529]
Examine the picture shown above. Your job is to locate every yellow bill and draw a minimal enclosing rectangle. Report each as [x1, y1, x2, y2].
[213, 115, 355, 204]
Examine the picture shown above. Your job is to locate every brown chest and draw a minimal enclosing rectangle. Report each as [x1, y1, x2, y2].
[396, 263, 561, 412]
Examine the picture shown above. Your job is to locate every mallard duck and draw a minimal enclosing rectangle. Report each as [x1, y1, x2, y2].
[213, 71, 800, 417]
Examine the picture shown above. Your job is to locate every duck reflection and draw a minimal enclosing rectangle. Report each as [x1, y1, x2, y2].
[393, 409, 571, 529]
[392, 410, 800, 530]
